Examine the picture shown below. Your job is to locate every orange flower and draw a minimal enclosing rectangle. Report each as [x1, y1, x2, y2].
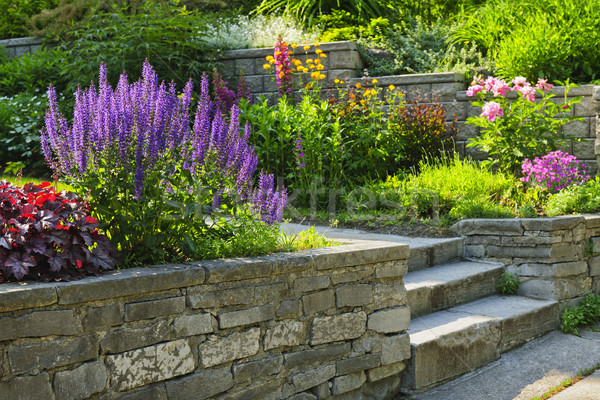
[316, 64, 324, 70]
[309, 64, 316, 69]
[355, 83, 361, 89]
[315, 49, 323, 54]
[319, 53, 327, 58]
[314, 42, 321, 47]
[263, 63, 271, 69]
[318, 73, 326, 79]
[303, 45, 310, 51]
[291, 43, 298, 49]
[307, 58, 313, 63]
[314, 58, 321, 65]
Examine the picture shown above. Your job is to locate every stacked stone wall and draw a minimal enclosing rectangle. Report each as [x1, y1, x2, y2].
[452, 215, 600, 305]
[0, 240, 410, 400]
[0, 37, 46, 58]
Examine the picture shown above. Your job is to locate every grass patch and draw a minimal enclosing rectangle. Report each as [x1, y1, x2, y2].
[0, 175, 74, 192]
[529, 362, 600, 400]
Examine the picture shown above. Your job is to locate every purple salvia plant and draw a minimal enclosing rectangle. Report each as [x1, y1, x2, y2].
[41, 60, 287, 223]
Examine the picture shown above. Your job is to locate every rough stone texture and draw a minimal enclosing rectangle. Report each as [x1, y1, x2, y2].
[165, 367, 233, 400]
[264, 320, 306, 350]
[101, 320, 170, 354]
[332, 371, 367, 395]
[233, 356, 283, 383]
[84, 303, 122, 330]
[311, 382, 331, 399]
[199, 328, 260, 367]
[0, 373, 52, 400]
[336, 284, 373, 307]
[8, 335, 98, 374]
[368, 307, 411, 333]
[0, 309, 79, 341]
[367, 361, 406, 382]
[375, 262, 408, 278]
[294, 276, 330, 293]
[219, 304, 274, 328]
[53, 361, 108, 400]
[311, 312, 367, 345]
[277, 299, 301, 318]
[220, 380, 283, 400]
[292, 364, 336, 393]
[187, 286, 254, 308]
[381, 333, 411, 365]
[303, 289, 335, 314]
[106, 339, 195, 391]
[284, 343, 351, 370]
[125, 296, 186, 321]
[337, 353, 381, 375]
[119, 386, 168, 400]
[172, 313, 213, 336]
[0, 282, 57, 312]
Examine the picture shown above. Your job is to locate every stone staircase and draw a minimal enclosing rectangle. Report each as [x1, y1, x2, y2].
[400, 238, 560, 395]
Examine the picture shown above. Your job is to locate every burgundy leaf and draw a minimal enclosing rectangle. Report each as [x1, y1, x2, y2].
[5, 252, 36, 280]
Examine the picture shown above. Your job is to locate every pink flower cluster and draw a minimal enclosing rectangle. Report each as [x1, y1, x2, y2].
[521, 150, 590, 193]
[274, 36, 293, 97]
[467, 76, 554, 122]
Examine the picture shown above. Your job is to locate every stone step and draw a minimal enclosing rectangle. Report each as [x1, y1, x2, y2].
[402, 295, 559, 393]
[404, 260, 504, 318]
[280, 224, 464, 271]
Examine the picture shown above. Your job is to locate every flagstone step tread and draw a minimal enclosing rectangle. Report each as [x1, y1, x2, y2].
[402, 295, 559, 393]
[404, 260, 504, 318]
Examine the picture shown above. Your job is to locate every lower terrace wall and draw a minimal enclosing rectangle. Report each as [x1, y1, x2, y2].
[0, 37, 46, 58]
[0, 240, 410, 400]
[452, 215, 600, 305]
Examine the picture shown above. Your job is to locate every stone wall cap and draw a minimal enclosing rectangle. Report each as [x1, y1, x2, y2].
[0, 36, 45, 47]
[457, 85, 595, 101]
[0, 281, 58, 312]
[220, 40, 357, 60]
[350, 72, 465, 86]
[583, 214, 600, 229]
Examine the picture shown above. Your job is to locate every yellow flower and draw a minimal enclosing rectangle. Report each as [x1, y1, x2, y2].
[355, 83, 361, 89]
[303, 67, 309, 73]
[363, 90, 370, 97]
[360, 100, 366, 106]
[263, 63, 271, 69]
[291, 43, 298, 48]
[314, 42, 321, 47]
[370, 89, 377, 96]
[269, 59, 276, 64]
[288, 51, 293, 55]
[318, 73, 326, 79]
[311, 71, 319, 79]
[389, 84, 395, 90]
[339, 80, 344, 84]
[334, 79, 340, 84]
[279, 72, 285, 78]
[275, 51, 281, 56]
[307, 59, 313, 63]
[303, 45, 310, 51]
[372, 79, 378, 84]
[309, 64, 316, 69]
[319, 53, 327, 58]
[277, 64, 283, 71]
[315, 49, 323, 54]
[266, 55, 274, 61]
[350, 101, 356, 107]
[316, 64, 324, 70]
[314, 58, 321, 64]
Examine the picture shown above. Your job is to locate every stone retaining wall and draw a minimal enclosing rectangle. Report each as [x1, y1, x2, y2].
[0, 37, 47, 58]
[0, 240, 410, 400]
[452, 215, 600, 304]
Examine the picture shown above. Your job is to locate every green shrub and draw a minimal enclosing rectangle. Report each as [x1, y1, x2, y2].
[0, 0, 58, 39]
[561, 293, 600, 336]
[545, 178, 600, 216]
[0, 48, 66, 96]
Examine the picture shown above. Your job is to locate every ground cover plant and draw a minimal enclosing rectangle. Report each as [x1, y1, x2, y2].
[561, 293, 600, 336]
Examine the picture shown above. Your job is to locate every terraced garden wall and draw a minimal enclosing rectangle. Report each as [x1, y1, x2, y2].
[0, 36, 45, 58]
[220, 41, 600, 175]
[452, 215, 600, 305]
[0, 240, 410, 400]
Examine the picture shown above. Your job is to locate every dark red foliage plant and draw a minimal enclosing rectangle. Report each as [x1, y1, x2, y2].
[0, 180, 118, 283]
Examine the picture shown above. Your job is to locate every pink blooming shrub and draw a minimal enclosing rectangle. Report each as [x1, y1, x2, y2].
[521, 151, 590, 193]
[481, 101, 503, 121]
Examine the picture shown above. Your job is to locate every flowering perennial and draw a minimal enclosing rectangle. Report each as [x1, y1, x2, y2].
[0, 180, 117, 282]
[521, 151, 590, 193]
[273, 36, 293, 96]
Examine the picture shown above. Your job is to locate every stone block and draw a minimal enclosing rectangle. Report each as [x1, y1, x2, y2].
[0, 309, 79, 341]
[235, 58, 256, 75]
[372, 281, 407, 310]
[311, 312, 367, 345]
[0, 373, 52, 400]
[172, 313, 214, 337]
[101, 320, 170, 354]
[187, 286, 254, 309]
[575, 96, 595, 117]
[329, 50, 363, 70]
[294, 276, 330, 293]
[219, 59, 235, 76]
[311, 382, 331, 399]
[303, 289, 335, 314]
[367, 361, 406, 382]
[264, 320, 306, 350]
[381, 333, 411, 365]
[233, 355, 283, 382]
[165, 367, 233, 400]
[292, 364, 336, 393]
[125, 296, 186, 321]
[590, 256, 600, 276]
[375, 262, 408, 279]
[519, 277, 591, 301]
[106, 339, 195, 392]
[288, 393, 317, 400]
[352, 334, 383, 354]
[332, 371, 367, 395]
[573, 139, 596, 160]
[255, 283, 288, 304]
[0, 281, 57, 312]
[336, 284, 373, 308]
[220, 380, 283, 400]
[312, 241, 409, 270]
[330, 267, 373, 285]
[368, 307, 410, 333]
[277, 299, 301, 318]
[336, 353, 381, 375]
[510, 261, 588, 278]
[562, 119, 590, 137]
[453, 219, 524, 236]
[84, 303, 122, 330]
[53, 361, 107, 400]
[8, 335, 98, 374]
[219, 304, 274, 329]
[244, 75, 264, 92]
[199, 327, 260, 367]
[284, 343, 351, 370]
